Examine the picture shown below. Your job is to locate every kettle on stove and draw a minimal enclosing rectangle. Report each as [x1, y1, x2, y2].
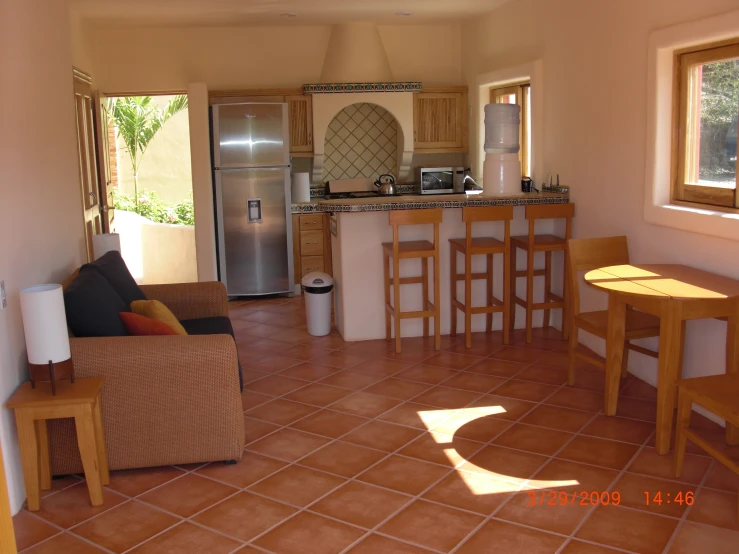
[374, 174, 397, 196]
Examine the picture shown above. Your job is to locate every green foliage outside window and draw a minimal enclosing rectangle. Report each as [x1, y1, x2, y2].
[113, 189, 195, 226]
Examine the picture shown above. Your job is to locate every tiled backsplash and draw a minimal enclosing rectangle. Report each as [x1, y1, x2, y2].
[322, 103, 398, 182]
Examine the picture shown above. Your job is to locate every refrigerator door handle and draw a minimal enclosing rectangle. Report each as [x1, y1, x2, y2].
[247, 198, 263, 223]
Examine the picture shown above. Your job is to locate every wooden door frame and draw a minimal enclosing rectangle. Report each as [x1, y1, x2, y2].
[0, 439, 17, 554]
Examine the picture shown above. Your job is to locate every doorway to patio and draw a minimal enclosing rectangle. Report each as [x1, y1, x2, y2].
[104, 93, 197, 284]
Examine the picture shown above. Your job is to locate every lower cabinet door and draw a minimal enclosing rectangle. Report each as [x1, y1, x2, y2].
[301, 256, 324, 277]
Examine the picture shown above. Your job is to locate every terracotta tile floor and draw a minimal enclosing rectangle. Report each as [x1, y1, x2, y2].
[12, 296, 739, 553]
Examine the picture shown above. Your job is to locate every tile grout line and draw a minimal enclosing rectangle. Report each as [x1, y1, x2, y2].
[238, 349, 537, 553]
[15, 317, 697, 553]
[552, 427, 659, 554]
[447, 384, 601, 554]
[659, 455, 716, 554]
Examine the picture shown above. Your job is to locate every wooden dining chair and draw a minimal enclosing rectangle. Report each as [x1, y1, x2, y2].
[674, 373, 739, 523]
[566, 236, 660, 386]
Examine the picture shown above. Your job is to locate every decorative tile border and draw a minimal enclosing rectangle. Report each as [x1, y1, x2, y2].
[291, 193, 570, 213]
[309, 187, 326, 197]
[303, 82, 423, 94]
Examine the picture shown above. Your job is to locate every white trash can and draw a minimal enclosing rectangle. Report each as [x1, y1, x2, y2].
[302, 272, 334, 336]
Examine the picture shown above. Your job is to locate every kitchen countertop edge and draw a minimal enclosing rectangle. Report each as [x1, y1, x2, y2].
[291, 192, 570, 213]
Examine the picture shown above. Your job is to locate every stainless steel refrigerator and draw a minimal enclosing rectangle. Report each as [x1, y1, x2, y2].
[212, 103, 294, 296]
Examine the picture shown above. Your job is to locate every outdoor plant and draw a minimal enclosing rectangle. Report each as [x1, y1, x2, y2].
[113, 189, 195, 226]
[699, 59, 739, 181]
[106, 95, 188, 203]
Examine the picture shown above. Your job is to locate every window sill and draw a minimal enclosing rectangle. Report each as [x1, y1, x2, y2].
[644, 201, 739, 242]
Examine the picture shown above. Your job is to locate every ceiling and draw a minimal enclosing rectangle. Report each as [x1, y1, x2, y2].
[71, 0, 512, 26]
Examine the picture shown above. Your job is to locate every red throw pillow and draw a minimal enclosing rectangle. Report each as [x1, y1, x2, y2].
[119, 312, 178, 336]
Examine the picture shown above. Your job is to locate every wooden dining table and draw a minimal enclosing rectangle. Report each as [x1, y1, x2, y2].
[584, 264, 739, 455]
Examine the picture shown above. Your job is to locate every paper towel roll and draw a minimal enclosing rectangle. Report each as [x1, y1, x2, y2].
[292, 173, 311, 203]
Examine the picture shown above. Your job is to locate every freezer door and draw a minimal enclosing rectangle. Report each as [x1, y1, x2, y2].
[215, 167, 293, 295]
[212, 103, 289, 168]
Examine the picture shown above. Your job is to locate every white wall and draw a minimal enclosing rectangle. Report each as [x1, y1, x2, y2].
[463, 0, 739, 385]
[0, 0, 87, 513]
[84, 23, 464, 93]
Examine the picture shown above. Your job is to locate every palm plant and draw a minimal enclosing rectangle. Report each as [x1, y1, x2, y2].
[106, 95, 188, 203]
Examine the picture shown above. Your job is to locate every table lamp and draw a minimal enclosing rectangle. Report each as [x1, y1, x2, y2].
[20, 284, 74, 395]
[92, 233, 121, 260]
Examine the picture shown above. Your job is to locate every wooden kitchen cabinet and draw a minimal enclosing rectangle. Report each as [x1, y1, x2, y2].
[287, 95, 313, 156]
[413, 89, 468, 153]
[292, 213, 333, 283]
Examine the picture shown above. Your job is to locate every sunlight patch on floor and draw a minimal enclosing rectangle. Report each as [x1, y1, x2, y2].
[418, 406, 580, 495]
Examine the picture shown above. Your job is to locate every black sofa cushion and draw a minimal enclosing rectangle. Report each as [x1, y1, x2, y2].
[64, 270, 130, 337]
[180, 316, 235, 338]
[180, 316, 243, 391]
[82, 250, 146, 307]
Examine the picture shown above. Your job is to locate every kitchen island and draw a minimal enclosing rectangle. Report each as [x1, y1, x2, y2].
[293, 192, 570, 342]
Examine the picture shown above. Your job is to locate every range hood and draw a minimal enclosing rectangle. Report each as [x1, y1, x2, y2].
[306, 22, 417, 183]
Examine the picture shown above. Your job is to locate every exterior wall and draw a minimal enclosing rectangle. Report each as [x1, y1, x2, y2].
[462, 0, 739, 388]
[0, 0, 87, 513]
[115, 211, 198, 284]
[114, 96, 193, 205]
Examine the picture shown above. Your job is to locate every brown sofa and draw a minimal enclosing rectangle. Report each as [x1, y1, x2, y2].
[49, 281, 245, 475]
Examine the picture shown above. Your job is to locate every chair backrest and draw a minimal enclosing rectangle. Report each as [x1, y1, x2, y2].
[461, 206, 513, 251]
[524, 202, 575, 244]
[566, 236, 630, 315]
[388, 208, 443, 250]
[462, 206, 514, 223]
[525, 203, 575, 221]
[388, 208, 443, 226]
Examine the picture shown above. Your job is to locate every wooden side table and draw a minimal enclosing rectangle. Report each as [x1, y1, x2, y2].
[5, 377, 109, 511]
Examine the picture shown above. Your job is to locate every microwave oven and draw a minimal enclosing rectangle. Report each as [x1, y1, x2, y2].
[417, 167, 464, 195]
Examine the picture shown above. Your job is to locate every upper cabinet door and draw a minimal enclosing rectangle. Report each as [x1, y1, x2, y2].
[413, 92, 468, 152]
[286, 95, 313, 156]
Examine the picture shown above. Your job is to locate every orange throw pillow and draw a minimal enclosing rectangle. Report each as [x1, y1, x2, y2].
[119, 312, 178, 336]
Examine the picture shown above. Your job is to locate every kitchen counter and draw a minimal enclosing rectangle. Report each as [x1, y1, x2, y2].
[292, 192, 569, 213]
[327, 195, 568, 342]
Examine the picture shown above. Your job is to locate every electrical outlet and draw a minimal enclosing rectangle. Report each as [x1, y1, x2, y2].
[0, 281, 6, 310]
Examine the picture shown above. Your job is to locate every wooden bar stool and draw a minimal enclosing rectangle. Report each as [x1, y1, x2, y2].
[674, 373, 739, 522]
[510, 203, 575, 343]
[383, 209, 442, 354]
[450, 206, 514, 349]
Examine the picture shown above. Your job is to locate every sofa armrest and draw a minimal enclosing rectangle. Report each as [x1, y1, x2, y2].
[49, 335, 244, 474]
[139, 281, 228, 320]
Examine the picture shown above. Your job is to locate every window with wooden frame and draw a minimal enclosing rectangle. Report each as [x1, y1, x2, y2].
[673, 40, 739, 209]
[490, 82, 531, 177]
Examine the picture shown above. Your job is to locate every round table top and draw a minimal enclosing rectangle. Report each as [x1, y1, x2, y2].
[584, 264, 739, 300]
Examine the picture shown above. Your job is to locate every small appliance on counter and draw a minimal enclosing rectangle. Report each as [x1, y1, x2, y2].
[374, 174, 397, 196]
[456, 168, 483, 195]
[417, 167, 455, 195]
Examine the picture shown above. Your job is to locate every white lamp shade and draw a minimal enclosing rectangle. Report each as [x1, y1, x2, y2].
[292, 173, 311, 203]
[20, 284, 71, 364]
[92, 233, 121, 260]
